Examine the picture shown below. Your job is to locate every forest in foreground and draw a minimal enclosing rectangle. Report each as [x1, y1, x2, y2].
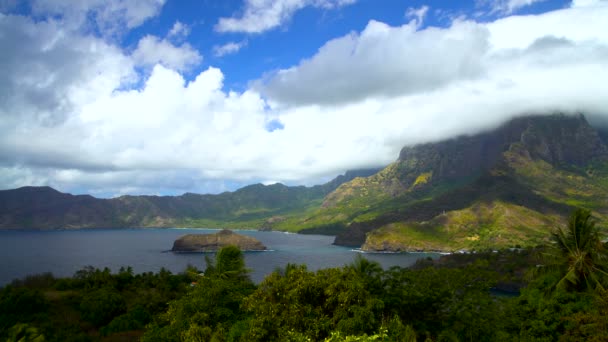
[1, 209, 607, 342]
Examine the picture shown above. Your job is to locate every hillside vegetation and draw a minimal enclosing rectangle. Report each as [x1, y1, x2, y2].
[3, 213, 608, 342]
[0, 170, 380, 230]
[320, 114, 608, 251]
[3, 113, 608, 252]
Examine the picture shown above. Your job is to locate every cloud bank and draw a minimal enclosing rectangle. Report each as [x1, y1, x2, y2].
[1, 1, 608, 196]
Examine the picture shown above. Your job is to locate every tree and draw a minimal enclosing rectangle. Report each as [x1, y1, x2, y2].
[548, 208, 608, 292]
[347, 255, 383, 295]
[243, 265, 384, 341]
[141, 246, 255, 342]
[205, 245, 250, 281]
[79, 287, 126, 327]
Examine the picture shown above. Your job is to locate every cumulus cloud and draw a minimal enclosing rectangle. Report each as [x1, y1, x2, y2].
[258, 19, 490, 106]
[132, 35, 202, 72]
[1, 2, 608, 196]
[28, 0, 166, 35]
[168, 21, 190, 39]
[0, 13, 135, 127]
[215, 0, 356, 33]
[259, 3, 608, 107]
[213, 40, 248, 57]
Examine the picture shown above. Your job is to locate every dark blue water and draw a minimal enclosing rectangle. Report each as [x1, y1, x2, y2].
[0, 229, 438, 285]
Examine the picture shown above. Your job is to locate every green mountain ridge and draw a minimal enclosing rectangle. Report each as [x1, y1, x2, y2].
[324, 113, 608, 251]
[0, 169, 381, 229]
[3, 113, 608, 252]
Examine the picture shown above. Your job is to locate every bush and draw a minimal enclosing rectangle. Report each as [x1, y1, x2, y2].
[100, 305, 151, 336]
[0, 286, 48, 333]
[79, 288, 126, 327]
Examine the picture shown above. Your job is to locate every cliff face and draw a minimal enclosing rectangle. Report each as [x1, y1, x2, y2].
[171, 229, 267, 252]
[327, 114, 606, 212]
[331, 114, 608, 250]
[397, 114, 606, 183]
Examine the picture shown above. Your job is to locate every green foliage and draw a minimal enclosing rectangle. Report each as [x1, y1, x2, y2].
[547, 208, 608, 291]
[9, 273, 56, 290]
[0, 266, 190, 341]
[0, 286, 48, 336]
[205, 245, 251, 281]
[6, 323, 46, 342]
[243, 264, 384, 341]
[79, 287, 126, 327]
[5, 226, 608, 341]
[100, 305, 151, 336]
[347, 254, 383, 294]
[142, 246, 255, 342]
[504, 286, 600, 340]
[526, 208, 608, 295]
[323, 327, 389, 341]
[381, 265, 504, 341]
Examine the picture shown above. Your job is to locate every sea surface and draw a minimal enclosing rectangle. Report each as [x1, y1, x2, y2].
[0, 228, 439, 285]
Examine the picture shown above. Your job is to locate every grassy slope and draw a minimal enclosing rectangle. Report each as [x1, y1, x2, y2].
[361, 146, 608, 251]
[362, 201, 562, 252]
[504, 143, 608, 215]
[274, 161, 477, 234]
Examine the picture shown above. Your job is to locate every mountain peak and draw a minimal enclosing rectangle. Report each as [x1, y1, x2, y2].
[324, 113, 608, 249]
[397, 113, 606, 184]
[11, 186, 61, 194]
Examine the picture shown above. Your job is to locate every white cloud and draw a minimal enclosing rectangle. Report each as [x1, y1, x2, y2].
[478, 0, 548, 15]
[484, 3, 608, 51]
[259, 19, 490, 106]
[168, 21, 190, 39]
[260, 3, 608, 107]
[405, 5, 429, 29]
[1, 3, 608, 196]
[215, 0, 356, 33]
[29, 0, 166, 35]
[213, 40, 248, 57]
[132, 35, 202, 72]
[0, 13, 135, 127]
[572, 0, 608, 7]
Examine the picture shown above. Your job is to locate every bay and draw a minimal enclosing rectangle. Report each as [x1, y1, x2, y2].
[0, 228, 439, 285]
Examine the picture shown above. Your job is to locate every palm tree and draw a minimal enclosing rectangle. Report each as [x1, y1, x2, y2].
[548, 208, 608, 292]
[348, 254, 384, 294]
[205, 245, 250, 281]
[349, 254, 383, 278]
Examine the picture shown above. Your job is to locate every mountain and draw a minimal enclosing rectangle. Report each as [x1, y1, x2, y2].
[291, 113, 608, 251]
[3, 113, 607, 252]
[0, 169, 380, 230]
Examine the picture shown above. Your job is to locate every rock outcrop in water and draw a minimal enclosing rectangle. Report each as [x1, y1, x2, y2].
[171, 229, 267, 252]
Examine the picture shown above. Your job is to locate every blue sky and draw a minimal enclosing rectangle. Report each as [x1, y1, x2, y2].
[113, 0, 569, 89]
[0, 0, 606, 197]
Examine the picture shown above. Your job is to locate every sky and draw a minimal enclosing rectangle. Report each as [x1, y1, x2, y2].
[1, 0, 607, 197]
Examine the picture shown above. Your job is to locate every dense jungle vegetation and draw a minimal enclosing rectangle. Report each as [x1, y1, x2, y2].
[2, 209, 607, 341]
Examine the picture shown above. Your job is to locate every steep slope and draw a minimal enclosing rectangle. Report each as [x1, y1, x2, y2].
[0, 187, 117, 228]
[0, 169, 380, 229]
[327, 114, 608, 251]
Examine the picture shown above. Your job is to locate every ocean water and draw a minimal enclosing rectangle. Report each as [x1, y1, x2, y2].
[0, 229, 439, 285]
